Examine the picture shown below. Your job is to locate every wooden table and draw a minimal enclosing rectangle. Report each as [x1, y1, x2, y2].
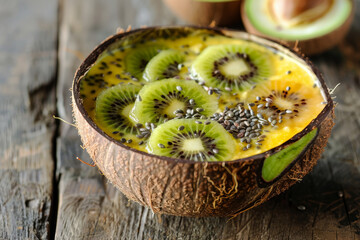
[1, 0, 359, 239]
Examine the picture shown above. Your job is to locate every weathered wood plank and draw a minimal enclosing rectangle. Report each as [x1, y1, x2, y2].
[55, 0, 183, 239]
[0, 0, 58, 239]
[55, 0, 360, 239]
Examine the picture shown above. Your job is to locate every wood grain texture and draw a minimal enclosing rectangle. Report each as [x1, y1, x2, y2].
[0, 0, 58, 239]
[55, 0, 360, 239]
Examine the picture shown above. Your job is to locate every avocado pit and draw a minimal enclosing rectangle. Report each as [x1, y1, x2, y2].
[269, 0, 333, 27]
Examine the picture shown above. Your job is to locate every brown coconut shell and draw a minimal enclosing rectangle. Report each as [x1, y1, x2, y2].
[72, 26, 335, 217]
[162, 0, 242, 27]
[241, 0, 355, 55]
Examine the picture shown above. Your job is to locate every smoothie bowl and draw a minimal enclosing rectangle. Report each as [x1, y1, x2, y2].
[72, 26, 334, 217]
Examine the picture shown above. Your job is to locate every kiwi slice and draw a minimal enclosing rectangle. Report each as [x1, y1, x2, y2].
[191, 44, 272, 91]
[147, 119, 236, 161]
[125, 45, 163, 80]
[143, 49, 185, 81]
[262, 128, 318, 182]
[95, 84, 141, 137]
[131, 78, 218, 124]
[245, 80, 322, 126]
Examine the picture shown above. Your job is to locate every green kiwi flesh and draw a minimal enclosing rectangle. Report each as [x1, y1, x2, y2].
[95, 84, 141, 136]
[262, 128, 318, 182]
[143, 49, 185, 81]
[131, 78, 218, 124]
[125, 45, 163, 81]
[147, 118, 236, 161]
[192, 44, 272, 91]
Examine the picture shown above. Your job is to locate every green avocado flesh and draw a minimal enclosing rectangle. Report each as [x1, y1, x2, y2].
[261, 128, 318, 182]
[245, 0, 352, 41]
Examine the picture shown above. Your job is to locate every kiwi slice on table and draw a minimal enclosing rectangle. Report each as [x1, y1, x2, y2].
[147, 119, 236, 161]
[143, 49, 185, 81]
[191, 44, 272, 91]
[95, 84, 142, 142]
[131, 78, 218, 124]
[125, 45, 163, 81]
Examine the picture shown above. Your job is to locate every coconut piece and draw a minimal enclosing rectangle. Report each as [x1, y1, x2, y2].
[71, 26, 334, 217]
[162, 0, 242, 26]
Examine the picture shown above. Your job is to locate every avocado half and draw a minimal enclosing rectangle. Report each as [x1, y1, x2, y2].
[72, 26, 334, 217]
[241, 0, 354, 55]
